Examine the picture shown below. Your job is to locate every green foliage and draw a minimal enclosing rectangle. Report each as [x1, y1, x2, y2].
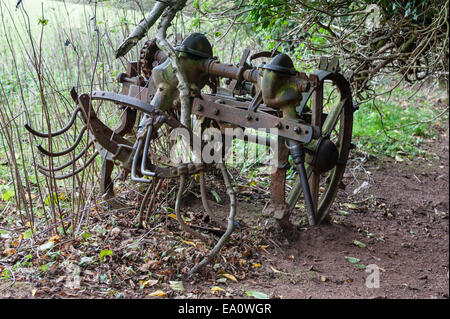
[352, 87, 446, 158]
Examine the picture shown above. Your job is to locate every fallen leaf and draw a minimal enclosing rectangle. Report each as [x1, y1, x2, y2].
[258, 245, 270, 254]
[211, 190, 223, 204]
[345, 256, 360, 264]
[139, 279, 158, 288]
[49, 235, 60, 243]
[344, 278, 354, 284]
[38, 241, 55, 251]
[319, 275, 327, 282]
[252, 263, 261, 268]
[210, 286, 225, 293]
[285, 255, 295, 261]
[169, 281, 185, 292]
[100, 249, 113, 262]
[356, 264, 367, 269]
[3, 248, 17, 256]
[149, 290, 167, 297]
[353, 240, 366, 248]
[168, 213, 177, 220]
[245, 290, 269, 299]
[220, 273, 238, 282]
[344, 203, 357, 210]
[181, 240, 197, 247]
[339, 210, 350, 216]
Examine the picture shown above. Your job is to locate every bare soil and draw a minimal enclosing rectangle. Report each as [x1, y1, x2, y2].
[0, 125, 448, 300]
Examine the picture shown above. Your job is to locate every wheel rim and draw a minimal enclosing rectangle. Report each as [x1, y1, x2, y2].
[287, 72, 353, 224]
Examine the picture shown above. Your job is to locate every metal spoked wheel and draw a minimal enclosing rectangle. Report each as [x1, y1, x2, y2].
[287, 72, 354, 225]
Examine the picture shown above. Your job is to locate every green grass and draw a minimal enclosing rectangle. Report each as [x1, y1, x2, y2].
[353, 86, 448, 158]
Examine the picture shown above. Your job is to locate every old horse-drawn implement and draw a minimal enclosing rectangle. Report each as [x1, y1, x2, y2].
[25, 8, 356, 275]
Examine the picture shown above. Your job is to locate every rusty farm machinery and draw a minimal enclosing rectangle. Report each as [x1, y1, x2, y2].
[25, 30, 356, 276]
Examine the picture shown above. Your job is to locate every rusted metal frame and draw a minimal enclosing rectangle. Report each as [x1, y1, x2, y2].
[100, 157, 115, 198]
[247, 90, 263, 113]
[192, 95, 316, 143]
[202, 59, 260, 84]
[90, 91, 155, 115]
[77, 94, 134, 164]
[268, 135, 291, 227]
[83, 91, 210, 179]
[227, 48, 250, 94]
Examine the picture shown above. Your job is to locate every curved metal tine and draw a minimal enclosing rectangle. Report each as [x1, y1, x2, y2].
[24, 107, 82, 138]
[37, 141, 94, 172]
[36, 125, 87, 157]
[38, 151, 99, 180]
[131, 139, 153, 183]
[199, 170, 227, 230]
[175, 174, 210, 243]
[187, 163, 236, 277]
[141, 124, 156, 177]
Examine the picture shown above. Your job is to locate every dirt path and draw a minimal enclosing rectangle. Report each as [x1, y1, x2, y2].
[1, 126, 448, 300]
[216, 124, 449, 299]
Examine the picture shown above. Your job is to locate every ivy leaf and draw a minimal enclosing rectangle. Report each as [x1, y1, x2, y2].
[211, 190, 222, 204]
[2, 189, 15, 201]
[245, 290, 269, 299]
[353, 240, 366, 248]
[100, 249, 113, 262]
[38, 17, 48, 26]
[345, 256, 360, 264]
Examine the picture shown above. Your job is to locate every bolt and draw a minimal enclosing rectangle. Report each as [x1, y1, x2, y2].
[197, 104, 203, 111]
[245, 114, 252, 121]
[275, 122, 282, 129]
[213, 108, 219, 115]
[294, 127, 301, 134]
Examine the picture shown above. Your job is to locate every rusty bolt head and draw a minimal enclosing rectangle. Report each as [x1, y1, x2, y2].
[245, 114, 252, 121]
[213, 108, 220, 115]
[294, 127, 301, 134]
[275, 122, 282, 129]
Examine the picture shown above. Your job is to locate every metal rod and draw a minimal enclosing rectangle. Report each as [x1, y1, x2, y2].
[37, 141, 94, 172]
[140, 123, 156, 177]
[296, 161, 316, 226]
[38, 151, 99, 180]
[36, 126, 87, 157]
[130, 139, 152, 183]
[25, 107, 82, 138]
